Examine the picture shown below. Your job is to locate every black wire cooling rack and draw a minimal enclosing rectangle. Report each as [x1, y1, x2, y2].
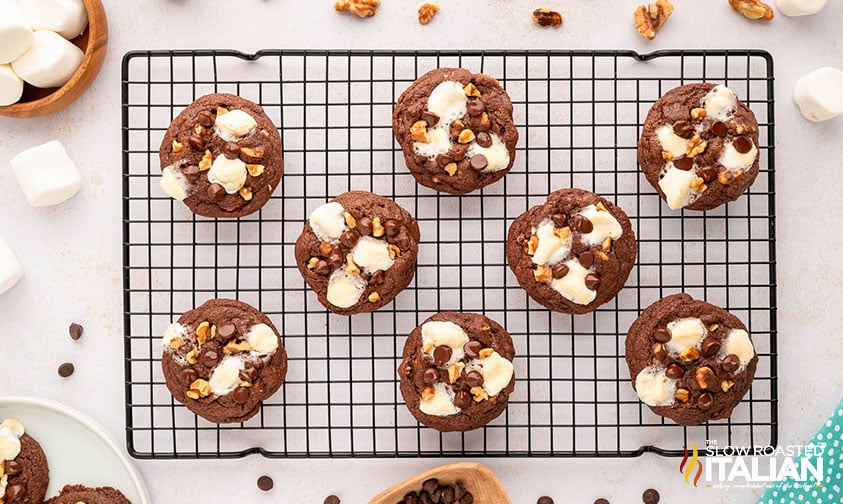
[122, 49, 777, 459]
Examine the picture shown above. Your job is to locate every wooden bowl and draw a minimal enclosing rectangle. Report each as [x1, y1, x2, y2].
[368, 462, 512, 504]
[0, 0, 108, 118]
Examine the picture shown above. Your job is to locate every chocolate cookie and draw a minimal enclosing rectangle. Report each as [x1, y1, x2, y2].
[158, 93, 283, 218]
[161, 298, 288, 424]
[398, 312, 515, 432]
[638, 83, 760, 211]
[506, 188, 637, 314]
[393, 68, 519, 194]
[45, 485, 131, 504]
[0, 419, 49, 504]
[294, 191, 420, 315]
[625, 293, 758, 425]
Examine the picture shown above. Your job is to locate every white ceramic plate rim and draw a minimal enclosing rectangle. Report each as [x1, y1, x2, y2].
[0, 396, 151, 504]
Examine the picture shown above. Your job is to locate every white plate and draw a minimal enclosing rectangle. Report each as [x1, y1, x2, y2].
[0, 396, 150, 504]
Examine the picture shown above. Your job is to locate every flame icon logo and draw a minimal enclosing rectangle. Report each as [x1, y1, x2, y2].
[680, 441, 703, 487]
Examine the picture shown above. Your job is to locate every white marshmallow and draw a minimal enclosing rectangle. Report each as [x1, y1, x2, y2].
[10, 140, 82, 207]
[12, 30, 83, 88]
[245, 323, 279, 355]
[17, 0, 87, 39]
[0, 64, 24, 106]
[776, 0, 827, 16]
[0, 0, 36, 64]
[0, 238, 23, 296]
[350, 236, 393, 273]
[793, 67, 843, 122]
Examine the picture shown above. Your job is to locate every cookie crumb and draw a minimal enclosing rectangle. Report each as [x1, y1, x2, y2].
[532, 7, 564, 27]
[418, 3, 440, 24]
[634, 0, 673, 40]
[728, 0, 774, 20]
[334, 0, 380, 18]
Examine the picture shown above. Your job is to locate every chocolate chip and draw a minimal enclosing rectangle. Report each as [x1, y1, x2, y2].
[327, 253, 343, 269]
[423, 367, 440, 385]
[357, 216, 373, 236]
[188, 134, 205, 151]
[458, 491, 474, 504]
[363, 271, 382, 289]
[594, 499, 610, 504]
[584, 273, 600, 290]
[733, 136, 754, 154]
[469, 154, 487, 171]
[551, 213, 568, 228]
[673, 156, 693, 170]
[202, 350, 219, 368]
[422, 478, 439, 495]
[180, 368, 198, 384]
[463, 340, 483, 359]
[537, 497, 555, 504]
[672, 120, 695, 139]
[324, 495, 340, 504]
[653, 327, 671, 343]
[475, 131, 492, 148]
[440, 486, 456, 503]
[573, 214, 593, 233]
[5, 484, 24, 501]
[384, 219, 400, 238]
[551, 263, 569, 279]
[183, 165, 201, 182]
[340, 230, 359, 249]
[665, 363, 685, 379]
[69, 322, 84, 340]
[232, 386, 250, 405]
[239, 367, 258, 382]
[467, 98, 485, 116]
[421, 110, 440, 127]
[433, 345, 453, 366]
[436, 153, 454, 168]
[722, 354, 741, 373]
[253, 475, 273, 492]
[449, 120, 465, 139]
[403, 492, 419, 504]
[642, 488, 660, 504]
[710, 121, 727, 137]
[698, 392, 714, 410]
[701, 338, 721, 357]
[198, 110, 215, 128]
[218, 323, 237, 340]
[207, 183, 226, 201]
[464, 370, 484, 388]
[579, 252, 594, 268]
[454, 482, 467, 500]
[699, 165, 718, 183]
[223, 142, 240, 159]
[653, 344, 667, 362]
[5, 460, 21, 476]
[453, 390, 472, 409]
[58, 362, 74, 378]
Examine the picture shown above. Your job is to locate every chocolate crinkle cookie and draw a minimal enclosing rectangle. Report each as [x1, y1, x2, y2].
[399, 312, 515, 432]
[158, 93, 283, 218]
[506, 188, 637, 314]
[0, 418, 49, 504]
[44, 485, 132, 504]
[625, 293, 758, 425]
[161, 298, 288, 424]
[393, 67, 519, 194]
[294, 191, 420, 316]
[638, 83, 760, 211]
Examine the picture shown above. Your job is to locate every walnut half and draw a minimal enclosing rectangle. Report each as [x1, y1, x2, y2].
[634, 0, 674, 40]
[335, 0, 379, 18]
[418, 3, 440, 25]
[728, 0, 774, 20]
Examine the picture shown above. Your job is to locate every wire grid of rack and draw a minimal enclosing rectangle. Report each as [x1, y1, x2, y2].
[122, 49, 777, 459]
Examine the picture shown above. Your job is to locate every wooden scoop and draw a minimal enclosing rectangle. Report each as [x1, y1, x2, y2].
[368, 462, 511, 504]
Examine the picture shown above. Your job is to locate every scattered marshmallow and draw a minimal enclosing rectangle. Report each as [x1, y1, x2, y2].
[776, 0, 827, 17]
[16, 0, 88, 39]
[0, 0, 36, 64]
[0, 238, 23, 296]
[793, 67, 843, 122]
[10, 140, 82, 207]
[0, 64, 24, 106]
[11, 29, 83, 88]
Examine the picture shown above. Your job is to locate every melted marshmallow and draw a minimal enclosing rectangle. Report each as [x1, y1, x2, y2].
[309, 202, 347, 240]
[326, 269, 366, 308]
[718, 141, 758, 173]
[577, 205, 623, 246]
[419, 382, 459, 416]
[207, 155, 247, 194]
[421, 321, 469, 366]
[351, 236, 394, 273]
[550, 258, 597, 305]
[215, 109, 257, 142]
[531, 218, 571, 266]
[658, 165, 698, 210]
[635, 366, 677, 407]
[656, 125, 690, 159]
[720, 329, 755, 370]
[665, 318, 707, 355]
[703, 85, 737, 121]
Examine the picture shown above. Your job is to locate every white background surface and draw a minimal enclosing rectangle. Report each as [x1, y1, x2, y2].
[0, 1, 842, 503]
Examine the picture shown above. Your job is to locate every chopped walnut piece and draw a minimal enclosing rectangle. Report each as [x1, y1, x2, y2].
[532, 7, 564, 27]
[418, 3, 440, 24]
[633, 0, 674, 40]
[335, 0, 380, 18]
[728, 0, 774, 20]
